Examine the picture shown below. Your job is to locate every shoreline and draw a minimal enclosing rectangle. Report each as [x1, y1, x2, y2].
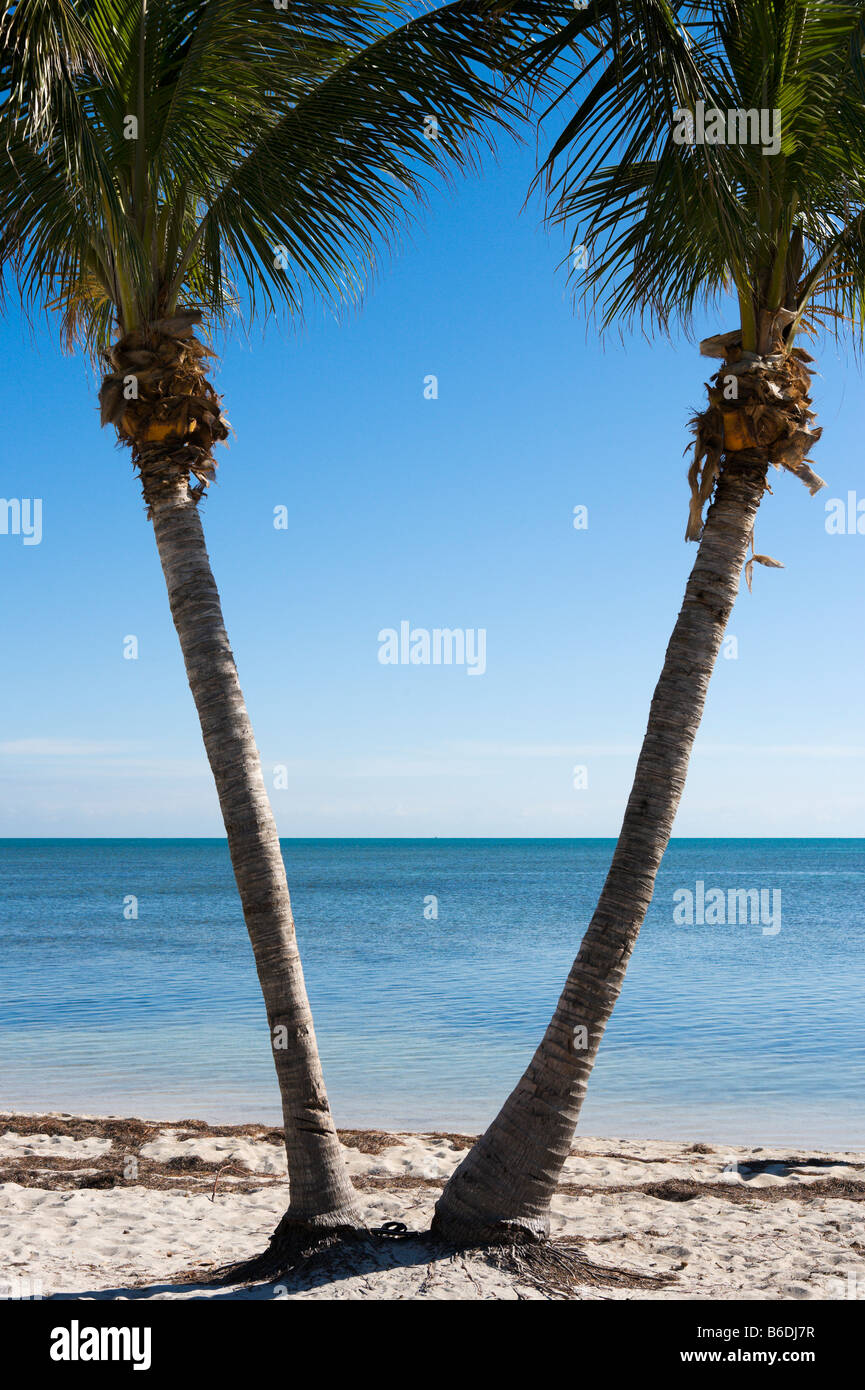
[6, 1104, 860, 1154]
[2, 1111, 865, 1300]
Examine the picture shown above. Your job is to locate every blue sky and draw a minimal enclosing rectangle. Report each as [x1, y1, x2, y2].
[1, 137, 863, 837]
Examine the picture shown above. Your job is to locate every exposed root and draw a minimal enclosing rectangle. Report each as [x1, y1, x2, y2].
[476, 1234, 675, 1299]
[202, 1227, 674, 1300]
[221, 1217, 414, 1286]
[226, 1228, 362, 1285]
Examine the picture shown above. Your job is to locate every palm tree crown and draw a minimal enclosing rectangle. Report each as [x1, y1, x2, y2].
[0, 0, 535, 507]
[1, 0, 524, 350]
[509, 0, 865, 530]
[522, 0, 865, 339]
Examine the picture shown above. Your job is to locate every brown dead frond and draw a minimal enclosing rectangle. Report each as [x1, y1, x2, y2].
[687, 340, 824, 543]
[99, 310, 230, 509]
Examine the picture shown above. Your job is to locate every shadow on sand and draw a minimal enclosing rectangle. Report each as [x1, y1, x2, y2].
[47, 1234, 442, 1300]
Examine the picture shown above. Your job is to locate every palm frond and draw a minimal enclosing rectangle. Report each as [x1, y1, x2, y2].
[0, 0, 538, 353]
[501, 0, 865, 345]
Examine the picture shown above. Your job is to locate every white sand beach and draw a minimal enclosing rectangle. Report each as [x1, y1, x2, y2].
[1, 1112, 863, 1301]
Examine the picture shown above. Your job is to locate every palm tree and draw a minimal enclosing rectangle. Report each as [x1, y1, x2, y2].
[434, 0, 865, 1247]
[0, 0, 524, 1249]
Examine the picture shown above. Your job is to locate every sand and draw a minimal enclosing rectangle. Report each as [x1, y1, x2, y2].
[1, 1112, 864, 1301]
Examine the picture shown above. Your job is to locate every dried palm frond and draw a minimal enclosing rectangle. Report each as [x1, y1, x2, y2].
[100, 317, 230, 507]
[687, 347, 824, 542]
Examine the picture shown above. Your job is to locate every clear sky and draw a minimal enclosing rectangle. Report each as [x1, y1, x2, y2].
[1, 137, 862, 837]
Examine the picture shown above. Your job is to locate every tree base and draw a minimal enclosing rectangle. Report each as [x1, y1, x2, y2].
[431, 1208, 549, 1246]
[194, 1219, 676, 1298]
[222, 1211, 410, 1285]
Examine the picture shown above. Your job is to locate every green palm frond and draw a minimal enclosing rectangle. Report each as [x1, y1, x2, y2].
[0, 0, 539, 352]
[169, 2, 531, 319]
[494, 0, 865, 347]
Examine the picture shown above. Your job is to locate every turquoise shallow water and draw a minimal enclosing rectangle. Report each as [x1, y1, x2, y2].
[1, 838, 863, 1147]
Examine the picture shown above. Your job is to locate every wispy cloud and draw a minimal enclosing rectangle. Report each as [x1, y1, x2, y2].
[0, 739, 134, 757]
[0, 738, 206, 778]
[448, 741, 639, 759]
[693, 744, 865, 759]
[448, 739, 865, 761]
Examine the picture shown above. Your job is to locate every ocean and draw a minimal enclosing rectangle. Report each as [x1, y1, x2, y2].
[2, 838, 863, 1148]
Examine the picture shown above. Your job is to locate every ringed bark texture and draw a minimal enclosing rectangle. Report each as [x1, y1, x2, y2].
[102, 317, 358, 1229]
[433, 457, 768, 1245]
[150, 485, 359, 1227]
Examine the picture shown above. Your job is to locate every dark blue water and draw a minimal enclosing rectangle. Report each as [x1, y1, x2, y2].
[1, 839, 863, 1147]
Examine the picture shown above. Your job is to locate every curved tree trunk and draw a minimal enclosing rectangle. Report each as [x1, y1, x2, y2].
[432, 455, 768, 1245]
[150, 479, 360, 1231]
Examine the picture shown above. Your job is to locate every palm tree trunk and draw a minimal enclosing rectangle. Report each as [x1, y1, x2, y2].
[150, 479, 360, 1231]
[432, 454, 768, 1245]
